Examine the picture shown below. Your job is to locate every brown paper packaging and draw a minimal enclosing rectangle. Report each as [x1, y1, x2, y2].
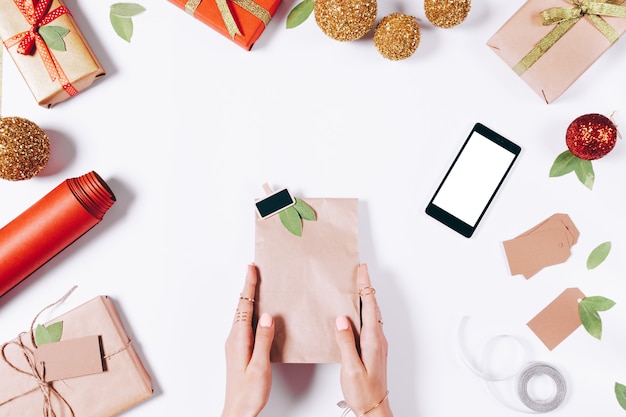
[0, 296, 153, 417]
[255, 198, 360, 363]
[487, 0, 626, 103]
[0, 0, 105, 107]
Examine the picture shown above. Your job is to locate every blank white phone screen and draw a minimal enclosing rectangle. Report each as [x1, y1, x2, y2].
[432, 131, 517, 227]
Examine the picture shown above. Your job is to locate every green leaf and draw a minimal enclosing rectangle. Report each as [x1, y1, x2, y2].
[39, 25, 70, 51]
[582, 295, 615, 312]
[616, 382, 626, 410]
[579, 303, 602, 339]
[286, 0, 314, 28]
[579, 296, 615, 340]
[549, 150, 578, 177]
[110, 3, 144, 42]
[34, 321, 63, 346]
[587, 242, 611, 269]
[293, 198, 316, 221]
[110, 13, 134, 42]
[279, 206, 303, 237]
[110, 2, 146, 17]
[46, 321, 64, 342]
[574, 159, 594, 190]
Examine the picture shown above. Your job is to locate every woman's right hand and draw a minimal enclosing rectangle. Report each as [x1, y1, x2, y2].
[335, 264, 393, 417]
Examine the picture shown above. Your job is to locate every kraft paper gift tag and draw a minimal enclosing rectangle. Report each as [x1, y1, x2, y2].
[503, 213, 579, 279]
[33, 335, 104, 382]
[527, 287, 585, 350]
[255, 198, 360, 363]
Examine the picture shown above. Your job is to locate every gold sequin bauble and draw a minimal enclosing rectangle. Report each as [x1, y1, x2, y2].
[0, 117, 50, 181]
[314, 0, 377, 41]
[424, 0, 470, 28]
[374, 13, 420, 60]
[566, 113, 618, 161]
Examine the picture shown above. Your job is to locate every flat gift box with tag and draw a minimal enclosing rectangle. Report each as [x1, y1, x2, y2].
[0, 295, 152, 417]
[169, 0, 281, 50]
[487, 0, 626, 103]
[0, 0, 105, 107]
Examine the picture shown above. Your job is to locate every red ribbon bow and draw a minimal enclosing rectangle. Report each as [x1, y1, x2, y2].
[4, 0, 78, 96]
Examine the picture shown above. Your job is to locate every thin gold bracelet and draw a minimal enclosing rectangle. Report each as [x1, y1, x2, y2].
[357, 391, 389, 417]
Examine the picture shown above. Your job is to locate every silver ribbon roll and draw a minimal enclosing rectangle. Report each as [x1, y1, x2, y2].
[517, 362, 567, 413]
[457, 316, 567, 414]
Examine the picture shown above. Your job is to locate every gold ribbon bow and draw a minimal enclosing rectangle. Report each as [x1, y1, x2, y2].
[185, 0, 271, 39]
[513, 0, 626, 75]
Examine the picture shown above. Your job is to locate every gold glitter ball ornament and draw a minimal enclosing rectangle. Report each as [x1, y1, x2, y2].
[424, 0, 471, 28]
[374, 13, 420, 60]
[314, 0, 377, 41]
[0, 117, 50, 181]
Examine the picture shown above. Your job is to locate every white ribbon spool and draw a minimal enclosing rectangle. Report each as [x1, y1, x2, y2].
[457, 316, 567, 414]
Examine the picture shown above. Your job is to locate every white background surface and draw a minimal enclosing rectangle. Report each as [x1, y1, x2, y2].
[1, 0, 626, 416]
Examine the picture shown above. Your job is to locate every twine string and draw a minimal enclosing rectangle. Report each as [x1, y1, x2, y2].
[0, 288, 133, 416]
[0, 287, 78, 416]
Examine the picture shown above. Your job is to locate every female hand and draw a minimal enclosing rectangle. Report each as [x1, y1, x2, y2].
[335, 264, 393, 417]
[221, 264, 275, 417]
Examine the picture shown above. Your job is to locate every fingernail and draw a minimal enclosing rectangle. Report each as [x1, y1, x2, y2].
[259, 313, 273, 328]
[336, 316, 350, 331]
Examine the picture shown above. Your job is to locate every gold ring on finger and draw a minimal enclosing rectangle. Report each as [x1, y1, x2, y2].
[359, 287, 376, 296]
[239, 295, 255, 303]
[234, 310, 253, 323]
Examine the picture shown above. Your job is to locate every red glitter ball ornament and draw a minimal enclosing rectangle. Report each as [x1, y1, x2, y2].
[565, 113, 618, 160]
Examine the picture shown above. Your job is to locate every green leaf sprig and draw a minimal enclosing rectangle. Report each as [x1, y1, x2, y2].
[286, 0, 314, 28]
[34, 321, 63, 346]
[40, 26, 71, 51]
[579, 296, 615, 340]
[279, 198, 316, 236]
[615, 382, 626, 410]
[549, 150, 595, 190]
[110, 3, 146, 42]
[587, 242, 611, 270]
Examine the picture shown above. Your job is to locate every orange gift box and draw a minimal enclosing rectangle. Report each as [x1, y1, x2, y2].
[487, 0, 626, 103]
[0, 295, 153, 417]
[0, 0, 105, 107]
[170, 0, 281, 50]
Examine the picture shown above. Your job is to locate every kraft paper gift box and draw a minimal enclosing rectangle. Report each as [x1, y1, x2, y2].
[487, 0, 626, 103]
[255, 198, 360, 363]
[0, 295, 153, 417]
[0, 0, 105, 107]
[170, 0, 281, 50]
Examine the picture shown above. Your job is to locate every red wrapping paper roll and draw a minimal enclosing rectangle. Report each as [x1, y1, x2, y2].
[0, 171, 116, 297]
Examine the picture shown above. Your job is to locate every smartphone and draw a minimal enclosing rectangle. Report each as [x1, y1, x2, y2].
[255, 188, 296, 219]
[425, 123, 521, 238]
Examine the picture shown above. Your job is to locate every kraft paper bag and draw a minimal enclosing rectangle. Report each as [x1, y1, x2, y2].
[255, 198, 360, 363]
